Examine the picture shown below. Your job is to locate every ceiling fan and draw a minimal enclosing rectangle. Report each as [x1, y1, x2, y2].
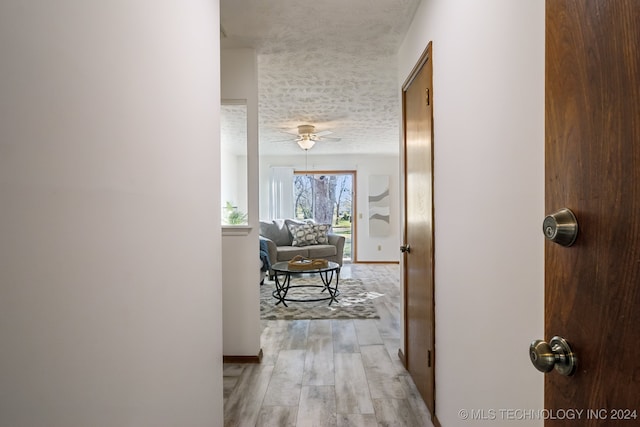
[287, 124, 342, 151]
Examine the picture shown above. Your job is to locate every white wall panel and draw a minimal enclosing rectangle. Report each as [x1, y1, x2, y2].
[0, 1, 223, 425]
[398, 1, 545, 425]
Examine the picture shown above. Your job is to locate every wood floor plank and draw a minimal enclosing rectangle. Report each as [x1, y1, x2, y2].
[374, 297, 401, 338]
[296, 386, 337, 427]
[336, 413, 379, 427]
[372, 398, 422, 427]
[303, 320, 335, 386]
[400, 374, 434, 425]
[256, 406, 298, 427]
[223, 363, 246, 403]
[282, 320, 310, 350]
[353, 319, 383, 345]
[260, 320, 289, 365]
[223, 376, 239, 402]
[381, 337, 408, 375]
[334, 353, 374, 414]
[223, 363, 246, 376]
[360, 344, 406, 400]
[263, 349, 306, 406]
[224, 363, 274, 427]
[331, 320, 359, 353]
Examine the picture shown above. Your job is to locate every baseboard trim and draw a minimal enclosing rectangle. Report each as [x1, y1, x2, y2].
[353, 261, 400, 264]
[223, 348, 263, 364]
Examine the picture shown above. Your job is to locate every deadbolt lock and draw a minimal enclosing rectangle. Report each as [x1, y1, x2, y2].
[543, 208, 578, 247]
[529, 336, 577, 376]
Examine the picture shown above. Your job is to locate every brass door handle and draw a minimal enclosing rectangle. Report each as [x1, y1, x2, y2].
[543, 208, 578, 247]
[529, 336, 577, 376]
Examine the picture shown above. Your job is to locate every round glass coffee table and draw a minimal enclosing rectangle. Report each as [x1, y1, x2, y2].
[270, 261, 341, 306]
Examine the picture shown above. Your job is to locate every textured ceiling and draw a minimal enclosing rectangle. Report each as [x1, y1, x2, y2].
[220, 0, 421, 156]
[221, 103, 247, 156]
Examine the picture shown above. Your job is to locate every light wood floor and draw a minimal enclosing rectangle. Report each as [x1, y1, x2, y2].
[223, 263, 434, 427]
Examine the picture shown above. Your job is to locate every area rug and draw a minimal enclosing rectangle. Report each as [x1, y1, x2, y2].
[260, 277, 382, 320]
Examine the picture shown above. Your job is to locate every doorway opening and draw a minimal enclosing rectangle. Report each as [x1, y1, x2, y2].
[293, 171, 356, 261]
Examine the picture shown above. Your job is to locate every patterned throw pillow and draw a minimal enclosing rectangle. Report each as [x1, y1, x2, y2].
[288, 223, 318, 247]
[313, 223, 331, 244]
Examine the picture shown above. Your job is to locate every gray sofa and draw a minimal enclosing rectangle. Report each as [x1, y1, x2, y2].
[259, 219, 345, 278]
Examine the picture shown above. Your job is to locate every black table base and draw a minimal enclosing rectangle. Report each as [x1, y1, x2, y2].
[272, 268, 340, 306]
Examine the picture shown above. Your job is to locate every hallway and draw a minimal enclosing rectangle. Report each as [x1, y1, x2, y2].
[223, 263, 434, 426]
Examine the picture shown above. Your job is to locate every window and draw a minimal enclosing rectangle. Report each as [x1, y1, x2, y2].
[220, 100, 248, 226]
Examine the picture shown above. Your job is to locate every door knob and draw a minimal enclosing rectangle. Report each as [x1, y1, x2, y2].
[543, 208, 578, 247]
[529, 336, 577, 376]
[400, 244, 411, 253]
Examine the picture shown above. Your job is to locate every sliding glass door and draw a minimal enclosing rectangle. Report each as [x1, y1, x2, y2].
[293, 171, 355, 261]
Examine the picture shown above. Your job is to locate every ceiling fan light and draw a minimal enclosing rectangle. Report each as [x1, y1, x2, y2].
[297, 137, 315, 150]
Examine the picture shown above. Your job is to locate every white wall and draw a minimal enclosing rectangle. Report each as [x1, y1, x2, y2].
[0, 1, 223, 426]
[221, 49, 261, 356]
[259, 154, 400, 262]
[398, 1, 544, 425]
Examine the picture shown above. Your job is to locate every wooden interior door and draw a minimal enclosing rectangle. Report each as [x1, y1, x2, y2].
[545, 1, 640, 424]
[402, 42, 435, 417]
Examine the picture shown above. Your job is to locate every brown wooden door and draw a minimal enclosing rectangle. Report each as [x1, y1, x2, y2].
[545, 1, 640, 424]
[402, 42, 435, 416]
